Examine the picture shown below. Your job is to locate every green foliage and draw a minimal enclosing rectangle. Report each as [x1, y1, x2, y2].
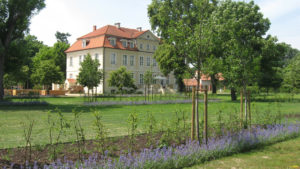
[0, 0, 46, 100]
[144, 112, 157, 146]
[258, 36, 286, 90]
[212, 0, 270, 90]
[47, 108, 70, 160]
[108, 66, 136, 94]
[73, 110, 86, 160]
[31, 59, 63, 88]
[21, 115, 35, 162]
[282, 54, 300, 93]
[77, 53, 103, 90]
[127, 112, 138, 150]
[93, 110, 107, 155]
[55, 31, 71, 44]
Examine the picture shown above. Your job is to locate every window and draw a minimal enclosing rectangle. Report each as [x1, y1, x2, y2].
[166, 76, 169, 85]
[146, 56, 151, 66]
[153, 59, 157, 66]
[129, 42, 134, 48]
[140, 74, 144, 84]
[69, 74, 73, 79]
[130, 55, 134, 66]
[153, 75, 157, 84]
[147, 44, 150, 50]
[109, 38, 116, 46]
[95, 53, 99, 60]
[111, 53, 116, 65]
[79, 55, 82, 63]
[82, 39, 86, 48]
[139, 56, 144, 66]
[123, 55, 127, 65]
[131, 73, 134, 79]
[140, 43, 143, 49]
[70, 57, 73, 67]
[83, 55, 86, 61]
[122, 40, 127, 48]
[153, 45, 156, 51]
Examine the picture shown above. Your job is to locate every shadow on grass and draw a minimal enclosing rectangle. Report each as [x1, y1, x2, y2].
[0, 103, 124, 113]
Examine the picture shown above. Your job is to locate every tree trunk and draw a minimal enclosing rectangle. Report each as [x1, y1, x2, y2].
[210, 75, 217, 94]
[244, 86, 248, 128]
[196, 76, 200, 143]
[230, 88, 237, 101]
[0, 53, 4, 101]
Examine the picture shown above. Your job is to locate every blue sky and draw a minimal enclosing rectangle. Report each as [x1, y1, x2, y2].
[30, 0, 300, 49]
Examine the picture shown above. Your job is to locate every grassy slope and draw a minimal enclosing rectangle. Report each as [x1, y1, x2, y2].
[0, 94, 300, 149]
[187, 136, 300, 169]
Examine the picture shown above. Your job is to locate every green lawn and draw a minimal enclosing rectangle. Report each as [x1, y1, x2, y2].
[0, 93, 300, 149]
[187, 136, 300, 169]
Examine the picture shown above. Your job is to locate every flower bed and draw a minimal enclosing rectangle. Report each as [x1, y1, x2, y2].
[37, 123, 300, 169]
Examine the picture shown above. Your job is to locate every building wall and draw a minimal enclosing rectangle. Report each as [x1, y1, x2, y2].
[66, 32, 177, 94]
[66, 48, 104, 93]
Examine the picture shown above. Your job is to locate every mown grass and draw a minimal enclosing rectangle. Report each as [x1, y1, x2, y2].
[187, 136, 300, 169]
[0, 93, 300, 149]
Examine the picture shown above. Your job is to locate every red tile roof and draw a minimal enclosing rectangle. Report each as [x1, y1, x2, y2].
[65, 25, 150, 53]
[183, 79, 197, 86]
[67, 78, 77, 83]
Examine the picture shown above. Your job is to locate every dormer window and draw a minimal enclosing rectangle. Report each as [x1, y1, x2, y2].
[121, 40, 127, 48]
[82, 39, 86, 48]
[129, 42, 134, 48]
[109, 38, 116, 46]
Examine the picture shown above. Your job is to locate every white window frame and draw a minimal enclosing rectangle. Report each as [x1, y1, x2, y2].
[123, 55, 127, 66]
[70, 57, 73, 67]
[121, 40, 127, 48]
[153, 58, 157, 66]
[139, 74, 144, 84]
[95, 53, 99, 60]
[139, 56, 144, 66]
[111, 53, 116, 65]
[109, 38, 116, 46]
[147, 44, 150, 50]
[140, 43, 143, 49]
[146, 56, 151, 66]
[130, 55, 134, 66]
[130, 42, 134, 48]
[79, 55, 82, 63]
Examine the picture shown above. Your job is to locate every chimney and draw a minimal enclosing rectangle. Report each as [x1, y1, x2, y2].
[137, 27, 142, 31]
[93, 25, 97, 31]
[114, 22, 121, 29]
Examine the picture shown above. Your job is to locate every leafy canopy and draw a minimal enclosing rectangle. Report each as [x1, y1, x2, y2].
[108, 66, 136, 93]
[77, 54, 103, 89]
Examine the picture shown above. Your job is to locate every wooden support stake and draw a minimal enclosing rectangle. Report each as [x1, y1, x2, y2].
[191, 86, 196, 140]
[248, 90, 251, 129]
[204, 87, 208, 145]
[240, 90, 243, 128]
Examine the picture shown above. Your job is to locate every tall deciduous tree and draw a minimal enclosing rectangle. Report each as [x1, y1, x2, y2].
[258, 36, 286, 92]
[108, 66, 136, 94]
[144, 70, 153, 101]
[283, 54, 300, 92]
[0, 0, 45, 100]
[31, 60, 63, 89]
[212, 0, 270, 124]
[77, 54, 103, 98]
[148, 0, 217, 141]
